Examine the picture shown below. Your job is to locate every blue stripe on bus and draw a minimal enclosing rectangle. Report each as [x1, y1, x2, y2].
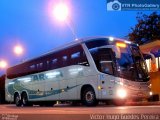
[7, 82, 81, 99]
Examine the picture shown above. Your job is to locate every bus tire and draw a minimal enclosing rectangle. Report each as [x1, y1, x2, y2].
[14, 93, 22, 107]
[0, 94, 2, 104]
[71, 101, 81, 106]
[21, 92, 31, 106]
[82, 87, 98, 106]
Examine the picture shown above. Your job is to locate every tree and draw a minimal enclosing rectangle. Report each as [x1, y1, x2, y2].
[128, 12, 160, 45]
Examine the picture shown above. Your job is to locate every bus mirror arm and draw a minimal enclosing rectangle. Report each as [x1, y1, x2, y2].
[149, 52, 156, 64]
[143, 52, 156, 64]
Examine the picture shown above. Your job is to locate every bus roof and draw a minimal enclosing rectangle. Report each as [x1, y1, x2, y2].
[7, 36, 132, 69]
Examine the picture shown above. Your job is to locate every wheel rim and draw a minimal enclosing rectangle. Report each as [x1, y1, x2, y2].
[16, 96, 20, 105]
[22, 95, 27, 105]
[85, 91, 94, 103]
[22, 98, 26, 105]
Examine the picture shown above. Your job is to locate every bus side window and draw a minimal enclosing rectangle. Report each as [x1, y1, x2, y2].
[70, 46, 89, 66]
[93, 48, 113, 75]
[99, 49, 114, 75]
[13, 65, 23, 78]
[39, 62, 43, 68]
[71, 52, 80, 65]
[79, 51, 89, 66]
[100, 61, 113, 75]
[30, 64, 36, 70]
[51, 58, 58, 69]
[62, 55, 68, 67]
[47, 60, 50, 70]
[36, 62, 44, 72]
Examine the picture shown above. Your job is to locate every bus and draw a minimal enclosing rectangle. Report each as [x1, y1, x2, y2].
[5, 36, 152, 107]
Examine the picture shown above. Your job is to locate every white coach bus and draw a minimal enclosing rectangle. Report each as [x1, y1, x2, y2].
[5, 37, 152, 107]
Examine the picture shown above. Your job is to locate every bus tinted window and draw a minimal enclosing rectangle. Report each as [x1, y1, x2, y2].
[100, 61, 113, 74]
[52, 59, 58, 65]
[89, 48, 114, 75]
[86, 39, 109, 49]
[7, 44, 89, 79]
[30, 65, 35, 70]
[71, 52, 80, 59]
[70, 46, 89, 66]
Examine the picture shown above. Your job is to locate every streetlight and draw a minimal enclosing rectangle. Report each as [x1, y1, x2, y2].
[0, 60, 8, 69]
[13, 45, 24, 56]
[53, 3, 69, 22]
[52, 2, 77, 40]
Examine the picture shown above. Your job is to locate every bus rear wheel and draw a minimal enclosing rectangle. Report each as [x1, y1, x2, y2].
[14, 93, 22, 107]
[82, 87, 97, 106]
[22, 93, 32, 106]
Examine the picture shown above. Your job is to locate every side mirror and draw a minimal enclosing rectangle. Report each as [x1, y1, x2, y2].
[149, 52, 156, 64]
[142, 52, 156, 63]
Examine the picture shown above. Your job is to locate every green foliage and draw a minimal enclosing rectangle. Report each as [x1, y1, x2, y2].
[128, 12, 160, 45]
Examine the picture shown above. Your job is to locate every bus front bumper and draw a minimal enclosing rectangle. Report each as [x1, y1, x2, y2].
[121, 89, 152, 100]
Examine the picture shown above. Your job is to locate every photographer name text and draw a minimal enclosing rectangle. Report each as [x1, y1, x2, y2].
[90, 114, 160, 120]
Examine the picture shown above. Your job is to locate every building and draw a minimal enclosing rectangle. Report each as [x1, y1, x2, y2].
[140, 40, 160, 100]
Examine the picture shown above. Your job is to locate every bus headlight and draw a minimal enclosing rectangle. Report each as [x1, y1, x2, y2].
[149, 91, 153, 96]
[117, 89, 127, 99]
[149, 84, 152, 88]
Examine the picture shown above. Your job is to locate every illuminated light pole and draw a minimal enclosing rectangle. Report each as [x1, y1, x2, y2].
[13, 45, 24, 56]
[52, 2, 77, 40]
[0, 60, 8, 69]
[53, 3, 69, 22]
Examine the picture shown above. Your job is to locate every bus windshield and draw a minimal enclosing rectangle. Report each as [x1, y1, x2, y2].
[116, 46, 136, 80]
[131, 46, 149, 81]
[85, 38, 149, 82]
[117, 45, 149, 82]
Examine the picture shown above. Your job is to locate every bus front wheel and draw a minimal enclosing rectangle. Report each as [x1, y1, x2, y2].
[14, 93, 22, 107]
[82, 87, 98, 106]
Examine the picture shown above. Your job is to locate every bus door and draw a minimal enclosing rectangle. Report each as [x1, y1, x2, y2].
[96, 48, 116, 99]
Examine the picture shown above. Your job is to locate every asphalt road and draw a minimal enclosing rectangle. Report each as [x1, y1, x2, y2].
[0, 104, 160, 120]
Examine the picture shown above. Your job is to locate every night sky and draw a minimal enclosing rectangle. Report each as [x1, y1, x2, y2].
[0, 0, 154, 74]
